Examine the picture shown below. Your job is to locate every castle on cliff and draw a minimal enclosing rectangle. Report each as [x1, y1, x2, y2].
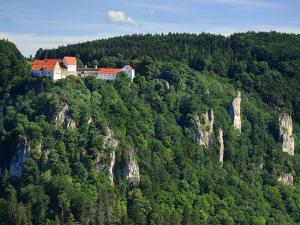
[30, 56, 135, 81]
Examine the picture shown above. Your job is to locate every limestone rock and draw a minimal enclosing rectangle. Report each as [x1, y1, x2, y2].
[218, 129, 224, 165]
[9, 141, 31, 177]
[163, 80, 170, 90]
[108, 150, 116, 185]
[279, 113, 294, 156]
[278, 173, 293, 186]
[229, 91, 241, 134]
[95, 126, 118, 185]
[123, 149, 140, 185]
[54, 104, 76, 130]
[195, 108, 214, 148]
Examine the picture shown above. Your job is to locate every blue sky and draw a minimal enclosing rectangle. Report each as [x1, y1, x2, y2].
[0, 0, 299, 56]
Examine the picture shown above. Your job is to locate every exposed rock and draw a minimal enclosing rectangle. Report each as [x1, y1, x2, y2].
[162, 80, 170, 90]
[278, 173, 293, 186]
[279, 113, 294, 156]
[9, 141, 31, 177]
[195, 108, 214, 148]
[54, 104, 76, 130]
[218, 129, 224, 165]
[66, 118, 76, 129]
[95, 126, 118, 185]
[229, 91, 241, 134]
[88, 117, 92, 125]
[9, 141, 42, 178]
[123, 149, 140, 186]
[108, 151, 115, 185]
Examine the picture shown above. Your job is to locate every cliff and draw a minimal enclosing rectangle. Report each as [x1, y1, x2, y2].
[195, 108, 214, 148]
[279, 113, 294, 156]
[229, 91, 241, 134]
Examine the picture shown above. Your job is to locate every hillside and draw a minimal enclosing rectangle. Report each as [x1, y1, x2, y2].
[0, 33, 300, 225]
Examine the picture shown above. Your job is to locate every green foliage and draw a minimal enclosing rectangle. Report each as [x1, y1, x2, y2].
[0, 33, 299, 224]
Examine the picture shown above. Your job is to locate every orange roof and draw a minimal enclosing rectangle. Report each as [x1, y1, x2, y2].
[98, 68, 121, 75]
[63, 56, 76, 65]
[31, 59, 59, 71]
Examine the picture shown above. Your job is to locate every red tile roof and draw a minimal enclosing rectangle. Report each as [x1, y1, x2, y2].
[31, 59, 60, 71]
[98, 68, 121, 75]
[63, 56, 77, 65]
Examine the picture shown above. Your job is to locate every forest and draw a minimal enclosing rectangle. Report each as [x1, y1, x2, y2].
[0, 32, 299, 225]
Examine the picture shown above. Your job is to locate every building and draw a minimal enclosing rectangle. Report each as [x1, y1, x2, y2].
[63, 56, 77, 72]
[97, 65, 135, 81]
[31, 56, 77, 81]
[31, 56, 135, 81]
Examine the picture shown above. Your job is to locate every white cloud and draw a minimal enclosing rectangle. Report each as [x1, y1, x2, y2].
[106, 10, 137, 26]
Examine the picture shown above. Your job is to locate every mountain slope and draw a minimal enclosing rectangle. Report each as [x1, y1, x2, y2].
[0, 33, 299, 225]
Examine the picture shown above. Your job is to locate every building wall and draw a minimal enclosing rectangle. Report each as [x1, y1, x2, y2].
[63, 59, 77, 72]
[53, 63, 63, 80]
[96, 74, 117, 80]
[31, 70, 53, 78]
[121, 66, 135, 81]
[67, 65, 77, 72]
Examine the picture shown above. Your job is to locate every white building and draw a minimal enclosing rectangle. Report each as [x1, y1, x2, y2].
[31, 56, 77, 81]
[63, 56, 77, 72]
[97, 65, 135, 81]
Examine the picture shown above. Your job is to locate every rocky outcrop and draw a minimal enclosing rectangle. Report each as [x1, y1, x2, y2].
[108, 151, 116, 185]
[279, 113, 294, 156]
[218, 129, 224, 165]
[195, 108, 214, 148]
[162, 80, 170, 90]
[123, 149, 140, 186]
[9, 141, 32, 177]
[229, 91, 241, 134]
[54, 105, 76, 130]
[95, 126, 118, 185]
[9, 141, 42, 178]
[278, 173, 293, 186]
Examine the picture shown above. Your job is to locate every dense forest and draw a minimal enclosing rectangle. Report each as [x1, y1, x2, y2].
[0, 32, 299, 225]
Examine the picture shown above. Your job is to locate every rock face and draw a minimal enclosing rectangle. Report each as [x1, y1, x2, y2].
[9, 141, 32, 177]
[95, 126, 118, 185]
[195, 108, 214, 148]
[55, 105, 76, 130]
[279, 113, 294, 156]
[108, 151, 116, 185]
[278, 173, 293, 186]
[229, 91, 241, 134]
[123, 149, 140, 186]
[162, 80, 170, 90]
[218, 129, 224, 165]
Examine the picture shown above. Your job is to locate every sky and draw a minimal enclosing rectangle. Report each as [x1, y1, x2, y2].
[0, 0, 299, 57]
